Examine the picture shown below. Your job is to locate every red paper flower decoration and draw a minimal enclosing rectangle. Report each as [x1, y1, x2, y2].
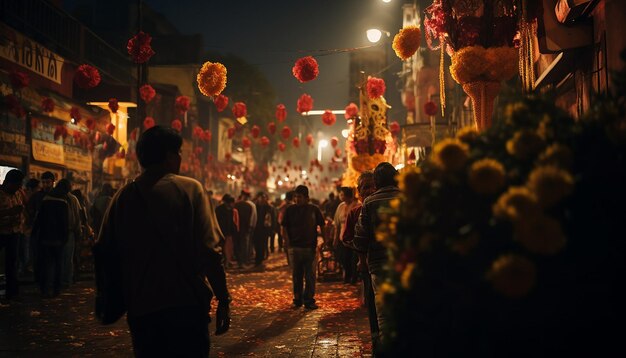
[330, 136, 338, 148]
[367, 76, 386, 99]
[10, 71, 30, 90]
[344, 103, 359, 119]
[250, 125, 261, 138]
[143, 117, 155, 130]
[197, 61, 227, 97]
[276, 104, 287, 122]
[127, 31, 155, 64]
[322, 110, 336, 126]
[175, 96, 191, 114]
[297, 94, 313, 114]
[140, 84, 156, 103]
[207, 154, 214, 162]
[108, 98, 119, 113]
[53, 125, 68, 140]
[389, 121, 401, 136]
[41, 97, 55, 113]
[203, 129, 212, 142]
[424, 100, 438, 117]
[278, 142, 286, 152]
[280, 126, 291, 140]
[305, 134, 314, 146]
[267, 122, 276, 135]
[70, 107, 82, 122]
[194, 146, 203, 155]
[193, 126, 204, 139]
[85, 118, 96, 130]
[106, 123, 116, 135]
[242, 136, 252, 149]
[232, 102, 247, 118]
[171, 119, 183, 132]
[260, 136, 270, 147]
[74, 64, 101, 89]
[227, 127, 236, 139]
[225, 152, 232, 161]
[293, 137, 300, 148]
[214, 94, 229, 112]
[72, 130, 81, 141]
[292, 56, 319, 83]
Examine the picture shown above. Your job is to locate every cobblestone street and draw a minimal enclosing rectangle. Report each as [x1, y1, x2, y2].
[0, 253, 372, 357]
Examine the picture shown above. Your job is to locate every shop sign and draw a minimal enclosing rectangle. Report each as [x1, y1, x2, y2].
[0, 26, 65, 84]
[64, 145, 91, 171]
[32, 139, 64, 165]
[0, 131, 29, 157]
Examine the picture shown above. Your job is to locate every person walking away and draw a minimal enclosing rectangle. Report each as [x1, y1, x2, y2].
[282, 185, 325, 310]
[0, 169, 25, 300]
[354, 162, 400, 350]
[71, 189, 92, 280]
[234, 190, 256, 268]
[333, 187, 359, 284]
[215, 194, 239, 268]
[90, 184, 115, 238]
[95, 126, 230, 357]
[58, 180, 82, 288]
[253, 192, 274, 268]
[20, 178, 40, 275]
[278, 191, 294, 264]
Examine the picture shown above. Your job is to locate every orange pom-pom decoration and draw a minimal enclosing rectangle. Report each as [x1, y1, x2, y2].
[330, 136, 338, 148]
[292, 56, 319, 83]
[242, 136, 251, 149]
[305, 134, 314, 146]
[227, 127, 236, 139]
[140, 84, 156, 103]
[214, 94, 228, 112]
[171, 119, 182, 132]
[424, 101, 438, 117]
[344, 103, 358, 119]
[143, 117, 155, 129]
[108, 98, 119, 113]
[366, 76, 385, 99]
[297, 94, 313, 114]
[41, 97, 55, 113]
[74, 64, 101, 89]
[389, 121, 401, 136]
[232, 102, 247, 118]
[278, 142, 286, 152]
[293, 137, 300, 148]
[127, 31, 155, 64]
[175, 96, 191, 114]
[268, 122, 276, 135]
[392, 25, 421, 60]
[276, 104, 287, 122]
[260, 136, 270, 147]
[105, 123, 116, 135]
[250, 125, 261, 138]
[280, 126, 291, 140]
[197, 61, 227, 97]
[322, 110, 336, 126]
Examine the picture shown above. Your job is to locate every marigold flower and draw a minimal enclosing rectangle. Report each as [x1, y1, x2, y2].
[487, 254, 536, 298]
[197, 61, 227, 97]
[74, 64, 101, 89]
[366, 77, 386, 99]
[232, 102, 247, 118]
[143, 117, 155, 130]
[292, 56, 319, 83]
[456, 126, 479, 144]
[140, 84, 156, 103]
[432, 138, 469, 171]
[484, 46, 518, 82]
[398, 166, 422, 200]
[493, 186, 540, 222]
[171, 119, 182, 132]
[527, 166, 574, 208]
[392, 25, 421, 60]
[468, 158, 506, 195]
[344, 103, 358, 119]
[506, 130, 544, 160]
[297, 94, 314, 114]
[214, 94, 228, 112]
[537, 143, 573, 169]
[275, 104, 287, 122]
[514, 215, 567, 255]
[127, 31, 155, 64]
[175, 96, 191, 114]
[450, 46, 488, 84]
[322, 110, 336, 126]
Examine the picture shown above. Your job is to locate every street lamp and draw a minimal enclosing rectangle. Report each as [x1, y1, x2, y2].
[318, 139, 329, 162]
[366, 28, 390, 43]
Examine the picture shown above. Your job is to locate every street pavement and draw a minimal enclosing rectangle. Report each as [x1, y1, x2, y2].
[0, 252, 372, 357]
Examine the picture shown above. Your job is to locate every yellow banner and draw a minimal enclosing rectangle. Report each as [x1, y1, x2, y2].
[32, 139, 64, 165]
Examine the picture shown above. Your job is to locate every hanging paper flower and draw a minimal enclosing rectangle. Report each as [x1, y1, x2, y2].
[197, 61, 227, 97]
[389, 121, 401, 136]
[127, 31, 155, 64]
[366, 76, 386, 99]
[214, 94, 228, 112]
[108, 98, 119, 113]
[276, 104, 287, 122]
[292, 56, 319, 83]
[322, 110, 336, 126]
[250, 125, 261, 138]
[85, 118, 96, 130]
[193, 126, 204, 139]
[143, 116, 155, 129]
[194, 146, 203, 155]
[105, 123, 116, 135]
[268, 122, 276, 135]
[344, 103, 359, 119]
[306, 134, 314, 146]
[41, 97, 55, 113]
[227, 127, 236, 139]
[232, 102, 247, 118]
[330, 136, 339, 148]
[424, 100, 438, 117]
[392, 25, 422, 60]
[293, 137, 300, 148]
[280, 126, 291, 140]
[225, 152, 232, 161]
[242, 136, 252, 149]
[70, 107, 82, 122]
[10, 70, 30, 90]
[53, 125, 68, 140]
[202, 129, 212, 142]
[74, 64, 101, 89]
[278, 142, 286, 152]
[175, 95, 191, 114]
[171, 119, 183, 132]
[130, 128, 139, 141]
[297, 94, 314, 114]
[72, 130, 81, 142]
[260, 136, 270, 147]
[140, 84, 156, 103]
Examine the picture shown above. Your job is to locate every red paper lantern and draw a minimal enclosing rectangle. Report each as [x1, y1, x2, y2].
[366, 76, 386, 99]
[292, 137, 300, 148]
[232, 102, 247, 118]
[85, 118, 96, 130]
[276, 104, 287, 122]
[297, 94, 313, 114]
[193, 126, 204, 139]
[305, 134, 314, 146]
[74, 64, 101, 89]
[424, 101, 438, 117]
[171, 119, 183, 132]
[143, 117, 155, 129]
[250, 125, 261, 138]
[227, 127, 236, 139]
[278, 142, 286, 152]
[214, 94, 229, 112]
[268, 122, 276, 135]
[175, 95, 191, 114]
[292, 56, 319, 83]
[280, 126, 291, 140]
[260, 136, 270, 147]
[322, 110, 336, 126]
[105, 123, 116, 135]
[108, 98, 119, 113]
[127, 31, 155, 64]
[140, 84, 156, 103]
[242, 136, 252, 149]
[330, 136, 338, 148]
[10, 70, 29, 90]
[41, 97, 55, 113]
[344, 103, 358, 119]
[389, 121, 401, 136]
[203, 129, 212, 142]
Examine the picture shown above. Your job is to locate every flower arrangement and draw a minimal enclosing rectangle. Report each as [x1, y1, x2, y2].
[143, 117, 155, 130]
[74, 64, 101, 89]
[140, 84, 156, 103]
[366, 76, 385, 99]
[41, 97, 55, 113]
[280, 125, 291, 140]
[344, 103, 359, 119]
[267, 122, 276, 135]
[296, 94, 313, 114]
[171, 119, 182, 132]
[232, 102, 247, 118]
[292, 56, 319, 83]
[10, 70, 29, 89]
[70, 107, 81, 122]
[276, 104, 287, 122]
[108, 98, 119, 113]
[127, 31, 155, 64]
[214, 94, 229, 112]
[197, 61, 227, 97]
[321, 110, 336, 126]
[392, 25, 421, 60]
